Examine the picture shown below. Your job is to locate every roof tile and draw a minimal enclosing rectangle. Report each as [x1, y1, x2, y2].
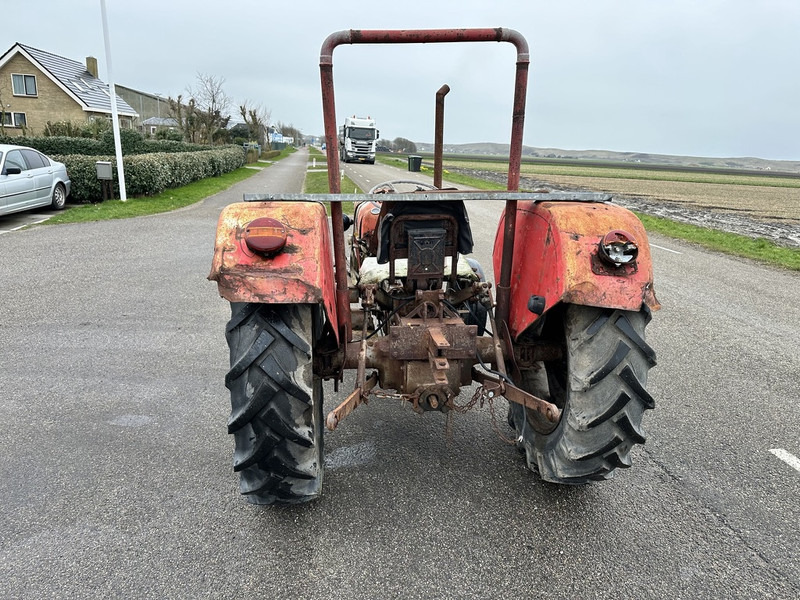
[17, 43, 137, 116]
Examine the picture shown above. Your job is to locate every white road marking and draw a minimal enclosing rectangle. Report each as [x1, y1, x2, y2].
[769, 448, 800, 472]
[650, 243, 682, 255]
[11, 218, 51, 231]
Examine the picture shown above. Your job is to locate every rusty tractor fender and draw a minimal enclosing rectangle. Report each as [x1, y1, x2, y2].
[351, 198, 382, 268]
[493, 200, 660, 340]
[209, 201, 338, 342]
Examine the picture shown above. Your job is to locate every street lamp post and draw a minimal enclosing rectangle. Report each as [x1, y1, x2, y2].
[100, 0, 127, 201]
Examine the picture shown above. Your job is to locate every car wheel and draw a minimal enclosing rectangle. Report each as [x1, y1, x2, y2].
[51, 183, 67, 210]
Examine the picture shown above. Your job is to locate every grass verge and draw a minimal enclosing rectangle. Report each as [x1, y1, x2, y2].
[376, 154, 505, 190]
[45, 167, 260, 225]
[304, 169, 358, 215]
[637, 213, 800, 271]
[43, 146, 299, 226]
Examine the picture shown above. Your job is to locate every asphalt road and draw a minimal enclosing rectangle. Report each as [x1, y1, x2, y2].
[1, 148, 798, 599]
[0, 205, 64, 234]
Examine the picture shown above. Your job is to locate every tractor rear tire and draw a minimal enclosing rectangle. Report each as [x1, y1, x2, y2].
[510, 304, 656, 483]
[225, 303, 324, 504]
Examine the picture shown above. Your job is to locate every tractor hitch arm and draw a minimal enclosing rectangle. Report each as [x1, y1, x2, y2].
[471, 367, 561, 424]
[326, 372, 379, 431]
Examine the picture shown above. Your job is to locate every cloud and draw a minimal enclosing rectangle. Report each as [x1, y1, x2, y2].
[10, 0, 800, 159]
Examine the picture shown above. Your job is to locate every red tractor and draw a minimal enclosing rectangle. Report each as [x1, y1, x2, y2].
[209, 28, 660, 504]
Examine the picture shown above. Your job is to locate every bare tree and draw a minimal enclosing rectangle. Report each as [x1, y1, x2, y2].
[0, 89, 6, 133]
[167, 94, 186, 140]
[0, 87, 9, 133]
[239, 101, 272, 148]
[187, 73, 231, 145]
[275, 121, 303, 145]
[168, 95, 201, 143]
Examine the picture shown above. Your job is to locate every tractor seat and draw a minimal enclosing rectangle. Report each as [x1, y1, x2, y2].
[358, 256, 479, 285]
[376, 200, 474, 264]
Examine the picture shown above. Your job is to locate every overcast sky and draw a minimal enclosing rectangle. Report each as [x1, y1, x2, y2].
[7, 0, 800, 160]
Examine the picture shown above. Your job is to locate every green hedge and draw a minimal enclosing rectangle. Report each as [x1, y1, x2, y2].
[0, 131, 245, 202]
[246, 148, 260, 163]
[0, 135, 105, 156]
[55, 146, 245, 203]
[261, 149, 281, 159]
[0, 131, 212, 156]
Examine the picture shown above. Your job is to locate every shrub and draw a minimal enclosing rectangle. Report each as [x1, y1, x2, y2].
[53, 146, 245, 203]
[1, 132, 246, 202]
[154, 128, 183, 142]
[100, 129, 145, 154]
[42, 121, 84, 138]
[42, 119, 112, 139]
[123, 154, 171, 197]
[0, 133, 231, 156]
[0, 134, 104, 155]
[260, 149, 281, 159]
[53, 154, 105, 203]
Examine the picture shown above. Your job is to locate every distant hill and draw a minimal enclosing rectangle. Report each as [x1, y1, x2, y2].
[413, 142, 800, 174]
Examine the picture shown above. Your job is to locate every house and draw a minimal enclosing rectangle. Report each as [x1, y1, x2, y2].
[115, 85, 177, 135]
[0, 42, 138, 136]
[140, 116, 180, 136]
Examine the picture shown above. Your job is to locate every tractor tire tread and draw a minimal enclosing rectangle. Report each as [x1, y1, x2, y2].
[225, 303, 323, 504]
[512, 305, 654, 484]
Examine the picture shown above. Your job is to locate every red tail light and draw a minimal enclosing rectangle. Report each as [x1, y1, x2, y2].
[244, 217, 287, 256]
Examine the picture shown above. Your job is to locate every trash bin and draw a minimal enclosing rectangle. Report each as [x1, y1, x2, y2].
[407, 155, 422, 172]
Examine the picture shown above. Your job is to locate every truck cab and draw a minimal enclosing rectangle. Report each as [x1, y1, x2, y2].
[339, 115, 378, 163]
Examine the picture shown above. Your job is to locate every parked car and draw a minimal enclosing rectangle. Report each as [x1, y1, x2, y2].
[0, 144, 70, 217]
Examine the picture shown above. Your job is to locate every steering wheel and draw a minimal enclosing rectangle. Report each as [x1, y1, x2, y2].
[368, 180, 439, 194]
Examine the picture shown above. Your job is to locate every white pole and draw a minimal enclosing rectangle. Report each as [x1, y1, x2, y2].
[100, 0, 127, 201]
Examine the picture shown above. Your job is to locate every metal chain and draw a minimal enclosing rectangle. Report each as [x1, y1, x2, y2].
[454, 385, 519, 446]
[370, 386, 518, 446]
[450, 386, 481, 413]
[371, 390, 405, 401]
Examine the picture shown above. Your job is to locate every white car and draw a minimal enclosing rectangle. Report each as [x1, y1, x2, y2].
[0, 144, 71, 216]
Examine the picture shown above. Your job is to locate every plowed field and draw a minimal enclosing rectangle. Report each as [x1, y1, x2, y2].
[449, 166, 800, 248]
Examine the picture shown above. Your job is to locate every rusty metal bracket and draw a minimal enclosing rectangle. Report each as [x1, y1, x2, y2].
[427, 326, 451, 386]
[326, 372, 379, 431]
[471, 366, 561, 424]
[500, 320, 521, 383]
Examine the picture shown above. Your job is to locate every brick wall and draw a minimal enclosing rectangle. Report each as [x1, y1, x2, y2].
[0, 54, 85, 136]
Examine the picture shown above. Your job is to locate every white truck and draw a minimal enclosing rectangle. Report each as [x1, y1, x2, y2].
[338, 115, 378, 164]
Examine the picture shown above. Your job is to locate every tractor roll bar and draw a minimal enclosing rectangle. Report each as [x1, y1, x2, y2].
[320, 28, 530, 342]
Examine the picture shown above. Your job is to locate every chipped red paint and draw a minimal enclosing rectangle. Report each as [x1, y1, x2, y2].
[351, 199, 382, 270]
[209, 201, 338, 342]
[493, 201, 660, 340]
